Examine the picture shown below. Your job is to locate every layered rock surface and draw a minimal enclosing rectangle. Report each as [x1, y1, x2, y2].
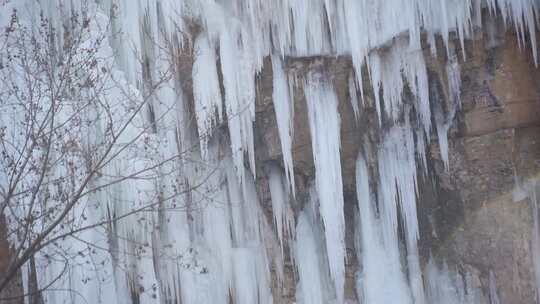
[254, 28, 540, 303]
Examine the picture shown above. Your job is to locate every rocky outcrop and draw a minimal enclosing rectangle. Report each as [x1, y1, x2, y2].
[425, 30, 540, 303]
[253, 22, 540, 303]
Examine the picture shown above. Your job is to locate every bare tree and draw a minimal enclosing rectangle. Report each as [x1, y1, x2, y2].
[0, 3, 212, 302]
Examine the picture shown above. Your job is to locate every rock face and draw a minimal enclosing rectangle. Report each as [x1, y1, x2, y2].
[428, 30, 540, 303]
[253, 25, 540, 303]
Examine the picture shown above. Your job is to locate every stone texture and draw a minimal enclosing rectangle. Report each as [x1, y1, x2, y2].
[423, 28, 540, 303]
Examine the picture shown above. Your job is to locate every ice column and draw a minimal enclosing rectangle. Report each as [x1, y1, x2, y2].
[271, 56, 296, 193]
[305, 72, 345, 304]
[355, 154, 412, 304]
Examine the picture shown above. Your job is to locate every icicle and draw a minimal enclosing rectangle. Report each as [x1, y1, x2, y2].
[424, 257, 488, 304]
[267, 164, 295, 255]
[265, 164, 294, 290]
[226, 162, 273, 304]
[196, 147, 234, 304]
[473, 0, 483, 28]
[377, 118, 425, 304]
[436, 43, 461, 170]
[232, 248, 260, 304]
[416, 128, 428, 173]
[342, 0, 368, 102]
[271, 55, 296, 194]
[368, 52, 384, 123]
[193, 34, 223, 160]
[355, 154, 412, 304]
[294, 186, 336, 304]
[348, 71, 361, 121]
[219, 22, 257, 183]
[288, 0, 332, 56]
[434, 107, 451, 170]
[425, 258, 460, 304]
[367, 37, 431, 135]
[304, 72, 346, 304]
[295, 211, 325, 304]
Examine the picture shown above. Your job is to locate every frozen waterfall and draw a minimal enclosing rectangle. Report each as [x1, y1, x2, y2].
[0, 0, 538, 303]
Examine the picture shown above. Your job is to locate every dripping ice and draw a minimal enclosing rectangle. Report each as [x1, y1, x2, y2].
[305, 71, 346, 304]
[271, 56, 296, 194]
[355, 154, 412, 303]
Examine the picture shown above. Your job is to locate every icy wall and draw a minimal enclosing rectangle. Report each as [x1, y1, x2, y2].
[0, 0, 539, 303]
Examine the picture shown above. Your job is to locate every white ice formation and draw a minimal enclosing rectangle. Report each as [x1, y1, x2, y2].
[0, 0, 538, 303]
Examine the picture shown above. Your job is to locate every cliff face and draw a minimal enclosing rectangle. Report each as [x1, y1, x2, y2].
[425, 30, 540, 303]
[254, 27, 540, 303]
